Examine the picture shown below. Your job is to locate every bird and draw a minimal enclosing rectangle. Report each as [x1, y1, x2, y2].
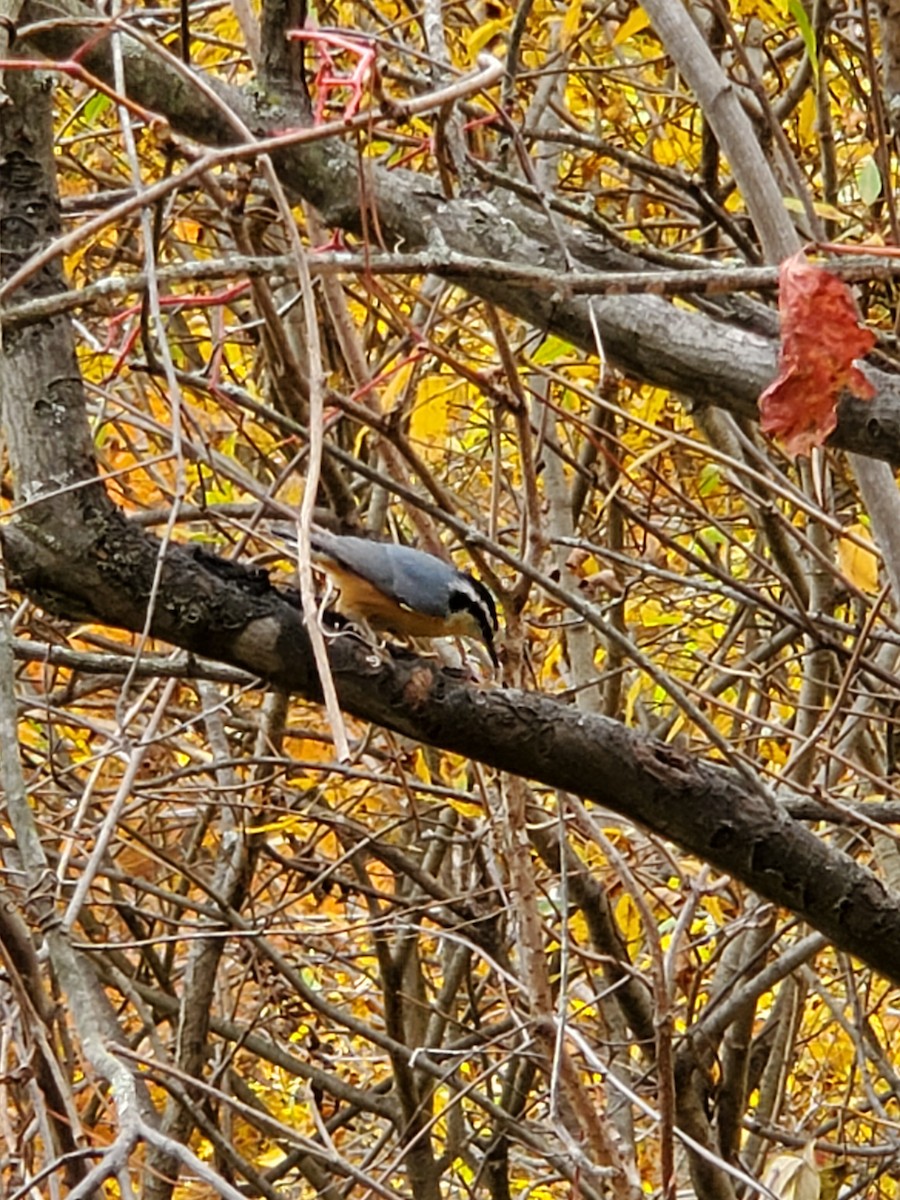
[308, 528, 499, 667]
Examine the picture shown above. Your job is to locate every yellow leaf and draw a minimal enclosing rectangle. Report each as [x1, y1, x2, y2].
[781, 195, 844, 222]
[666, 714, 686, 743]
[245, 813, 306, 835]
[410, 375, 461, 457]
[798, 89, 816, 142]
[561, 0, 583, 47]
[614, 893, 643, 948]
[538, 638, 563, 686]
[624, 674, 643, 725]
[614, 9, 650, 44]
[257, 1147, 287, 1169]
[467, 18, 509, 57]
[810, 200, 845, 221]
[381, 361, 414, 411]
[839, 523, 879, 594]
[446, 795, 484, 820]
[412, 748, 432, 784]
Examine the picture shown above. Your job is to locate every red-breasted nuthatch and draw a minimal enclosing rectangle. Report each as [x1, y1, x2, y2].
[309, 529, 499, 667]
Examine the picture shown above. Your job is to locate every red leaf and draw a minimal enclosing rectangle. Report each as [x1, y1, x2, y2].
[759, 252, 875, 457]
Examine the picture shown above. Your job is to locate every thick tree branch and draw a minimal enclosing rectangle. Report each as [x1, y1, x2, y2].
[15, 0, 900, 464]
[3, 8, 900, 992]
[5, 516, 900, 985]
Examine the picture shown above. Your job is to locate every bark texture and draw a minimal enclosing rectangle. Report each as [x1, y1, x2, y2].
[11, 0, 900, 463]
[3, 0, 900, 998]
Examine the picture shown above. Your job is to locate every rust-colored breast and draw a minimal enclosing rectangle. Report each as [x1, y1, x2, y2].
[320, 562, 456, 638]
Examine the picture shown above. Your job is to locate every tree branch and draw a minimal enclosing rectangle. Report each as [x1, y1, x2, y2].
[16, 0, 900, 464]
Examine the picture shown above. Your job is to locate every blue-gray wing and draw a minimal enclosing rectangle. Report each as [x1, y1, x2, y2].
[310, 532, 455, 617]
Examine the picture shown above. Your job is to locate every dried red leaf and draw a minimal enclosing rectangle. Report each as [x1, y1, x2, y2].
[758, 251, 875, 457]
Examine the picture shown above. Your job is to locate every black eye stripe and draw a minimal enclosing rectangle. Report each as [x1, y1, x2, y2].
[447, 574, 499, 667]
[449, 576, 498, 629]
